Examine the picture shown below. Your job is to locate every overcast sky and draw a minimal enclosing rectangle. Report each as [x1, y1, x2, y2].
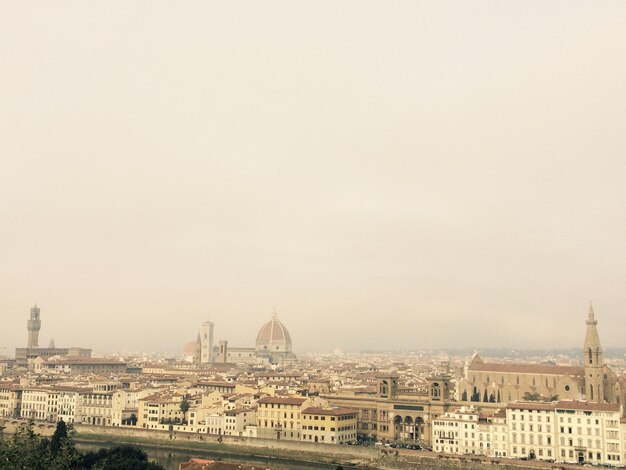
[1, 1, 626, 356]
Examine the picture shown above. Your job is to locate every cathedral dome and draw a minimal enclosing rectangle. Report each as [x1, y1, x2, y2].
[255, 310, 292, 353]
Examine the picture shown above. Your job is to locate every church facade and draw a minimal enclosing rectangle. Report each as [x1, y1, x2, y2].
[326, 305, 625, 446]
[457, 304, 624, 407]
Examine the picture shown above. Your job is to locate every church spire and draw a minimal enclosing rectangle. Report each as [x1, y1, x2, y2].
[584, 302, 602, 351]
[587, 302, 596, 324]
[583, 303, 604, 403]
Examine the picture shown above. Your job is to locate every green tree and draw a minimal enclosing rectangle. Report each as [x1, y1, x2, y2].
[0, 422, 160, 470]
[129, 414, 138, 426]
[50, 420, 68, 456]
[179, 397, 190, 423]
[80, 445, 164, 470]
[0, 422, 43, 470]
[48, 420, 80, 470]
[522, 392, 541, 401]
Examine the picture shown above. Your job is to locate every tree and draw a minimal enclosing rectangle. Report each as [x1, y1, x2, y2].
[48, 420, 80, 470]
[0, 422, 43, 470]
[129, 414, 138, 426]
[0, 422, 163, 470]
[80, 445, 164, 470]
[50, 420, 68, 456]
[179, 397, 190, 424]
[522, 392, 541, 401]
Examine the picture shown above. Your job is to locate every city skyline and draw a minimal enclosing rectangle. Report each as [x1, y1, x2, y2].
[2, 1, 626, 354]
[2, 302, 624, 356]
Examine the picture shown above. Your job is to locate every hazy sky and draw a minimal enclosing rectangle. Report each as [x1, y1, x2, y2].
[1, 1, 626, 355]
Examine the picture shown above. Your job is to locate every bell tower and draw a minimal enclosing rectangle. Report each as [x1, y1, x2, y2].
[27, 304, 41, 349]
[583, 303, 604, 403]
[378, 372, 398, 399]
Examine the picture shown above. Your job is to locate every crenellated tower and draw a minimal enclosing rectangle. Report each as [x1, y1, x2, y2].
[27, 304, 41, 349]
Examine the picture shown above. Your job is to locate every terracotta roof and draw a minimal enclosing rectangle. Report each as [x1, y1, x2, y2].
[470, 362, 583, 375]
[507, 400, 620, 412]
[302, 406, 357, 416]
[258, 396, 307, 405]
[506, 402, 558, 411]
[225, 407, 253, 415]
[555, 400, 620, 412]
[255, 313, 292, 346]
[47, 357, 127, 366]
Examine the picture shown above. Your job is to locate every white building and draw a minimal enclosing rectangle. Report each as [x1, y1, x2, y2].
[433, 401, 624, 467]
[507, 401, 623, 466]
[432, 406, 494, 456]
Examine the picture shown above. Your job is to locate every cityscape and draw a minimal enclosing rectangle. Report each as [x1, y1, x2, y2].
[1, 303, 626, 469]
[2, 1, 626, 469]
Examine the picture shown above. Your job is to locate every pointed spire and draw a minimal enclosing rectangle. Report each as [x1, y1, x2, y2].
[587, 301, 597, 325]
[583, 303, 602, 353]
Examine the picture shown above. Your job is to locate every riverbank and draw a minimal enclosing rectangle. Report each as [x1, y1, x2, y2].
[73, 432, 372, 470]
[2, 420, 584, 470]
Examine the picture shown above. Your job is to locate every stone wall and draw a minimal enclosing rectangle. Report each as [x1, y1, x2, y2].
[0, 419, 56, 436]
[1, 420, 577, 470]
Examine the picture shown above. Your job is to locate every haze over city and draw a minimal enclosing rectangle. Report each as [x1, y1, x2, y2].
[2, 1, 626, 355]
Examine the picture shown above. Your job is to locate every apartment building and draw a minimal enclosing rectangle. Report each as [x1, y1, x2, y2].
[301, 407, 358, 444]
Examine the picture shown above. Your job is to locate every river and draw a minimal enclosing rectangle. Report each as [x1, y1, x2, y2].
[75, 441, 366, 470]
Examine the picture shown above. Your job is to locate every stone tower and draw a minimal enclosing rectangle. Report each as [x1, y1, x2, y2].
[583, 303, 604, 403]
[199, 320, 215, 364]
[27, 305, 41, 349]
[378, 372, 399, 399]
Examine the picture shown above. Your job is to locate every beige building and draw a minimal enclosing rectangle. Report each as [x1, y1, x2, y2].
[0, 384, 22, 418]
[326, 373, 454, 444]
[80, 389, 113, 426]
[20, 388, 58, 422]
[256, 396, 315, 440]
[301, 407, 358, 444]
[111, 389, 140, 426]
[43, 357, 127, 376]
[57, 387, 84, 423]
[138, 392, 188, 429]
[431, 405, 504, 456]
[224, 408, 256, 436]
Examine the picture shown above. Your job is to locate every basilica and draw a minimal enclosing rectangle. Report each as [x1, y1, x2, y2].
[195, 310, 297, 366]
[326, 304, 625, 445]
[457, 304, 624, 407]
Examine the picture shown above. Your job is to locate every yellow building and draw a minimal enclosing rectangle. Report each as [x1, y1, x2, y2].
[301, 407, 358, 444]
[256, 396, 316, 440]
[138, 392, 187, 429]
